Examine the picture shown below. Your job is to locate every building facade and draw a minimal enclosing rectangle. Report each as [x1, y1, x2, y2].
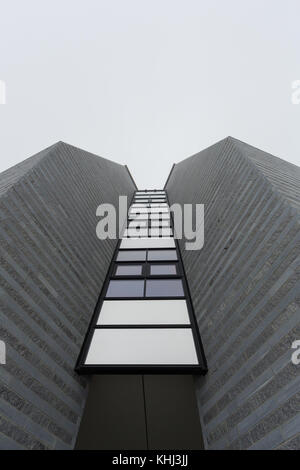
[166, 137, 300, 450]
[0, 137, 299, 449]
[0, 142, 135, 449]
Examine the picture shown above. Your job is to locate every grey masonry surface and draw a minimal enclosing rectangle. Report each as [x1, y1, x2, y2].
[166, 137, 300, 450]
[0, 142, 135, 449]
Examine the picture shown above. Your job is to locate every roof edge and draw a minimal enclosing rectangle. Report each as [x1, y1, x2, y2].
[164, 163, 176, 189]
[124, 165, 138, 190]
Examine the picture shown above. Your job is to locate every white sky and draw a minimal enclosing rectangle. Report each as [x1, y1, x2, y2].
[0, 0, 299, 189]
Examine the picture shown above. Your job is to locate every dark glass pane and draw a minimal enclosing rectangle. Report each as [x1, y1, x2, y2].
[106, 280, 144, 297]
[147, 250, 178, 261]
[115, 265, 143, 276]
[116, 250, 147, 262]
[150, 264, 177, 275]
[145, 279, 184, 297]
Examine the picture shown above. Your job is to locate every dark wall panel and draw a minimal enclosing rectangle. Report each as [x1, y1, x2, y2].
[144, 375, 204, 450]
[76, 375, 203, 450]
[75, 375, 147, 450]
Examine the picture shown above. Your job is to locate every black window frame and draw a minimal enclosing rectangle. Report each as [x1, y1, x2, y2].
[75, 190, 208, 375]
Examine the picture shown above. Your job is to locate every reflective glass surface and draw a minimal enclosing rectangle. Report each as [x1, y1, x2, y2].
[146, 279, 184, 297]
[147, 250, 178, 261]
[106, 280, 144, 297]
[115, 265, 143, 276]
[150, 264, 177, 275]
[116, 250, 147, 262]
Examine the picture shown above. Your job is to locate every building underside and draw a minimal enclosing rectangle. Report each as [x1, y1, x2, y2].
[0, 137, 299, 450]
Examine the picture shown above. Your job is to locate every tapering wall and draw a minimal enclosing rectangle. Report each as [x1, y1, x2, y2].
[166, 137, 300, 450]
[0, 142, 135, 449]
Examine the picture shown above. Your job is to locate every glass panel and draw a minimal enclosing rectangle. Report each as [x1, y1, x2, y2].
[128, 220, 148, 228]
[149, 197, 166, 201]
[147, 250, 178, 261]
[97, 299, 190, 325]
[148, 203, 168, 207]
[120, 237, 175, 249]
[115, 265, 143, 276]
[85, 328, 198, 365]
[123, 228, 148, 238]
[148, 208, 169, 213]
[116, 250, 147, 262]
[130, 208, 150, 213]
[150, 213, 170, 220]
[146, 279, 184, 297]
[162, 228, 173, 236]
[149, 228, 173, 237]
[151, 220, 170, 227]
[136, 192, 165, 196]
[129, 213, 149, 220]
[150, 264, 177, 275]
[106, 280, 144, 297]
[135, 195, 165, 199]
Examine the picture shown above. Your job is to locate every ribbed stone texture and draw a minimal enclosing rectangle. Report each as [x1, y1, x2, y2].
[166, 137, 300, 450]
[0, 142, 135, 449]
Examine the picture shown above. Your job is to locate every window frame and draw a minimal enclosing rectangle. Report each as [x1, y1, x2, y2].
[75, 190, 208, 374]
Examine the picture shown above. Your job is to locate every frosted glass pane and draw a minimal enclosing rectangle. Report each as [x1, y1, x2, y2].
[123, 228, 148, 238]
[115, 265, 143, 276]
[148, 208, 169, 214]
[135, 196, 166, 200]
[136, 192, 165, 196]
[147, 250, 178, 261]
[128, 220, 148, 228]
[150, 213, 170, 220]
[149, 228, 173, 237]
[106, 280, 144, 297]
[116, 250, 147, 262]
[85, 328, 198, 365]
[149, 199, 166, 203]
[146, 279, 184, 297]
[97, 299, 190, 325]
[148, 203, 168, 207]
[150, 264, 177, 275]
[151, 220, 171, 227]
[130, 208, 150, 214]
[129, 214, 149, 220]
[120, 238, 175, 249]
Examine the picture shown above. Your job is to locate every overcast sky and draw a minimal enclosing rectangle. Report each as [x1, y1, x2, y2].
[0, 0, 299, 188]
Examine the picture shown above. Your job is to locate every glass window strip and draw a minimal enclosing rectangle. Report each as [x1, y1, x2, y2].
[76, 189, 207, 373]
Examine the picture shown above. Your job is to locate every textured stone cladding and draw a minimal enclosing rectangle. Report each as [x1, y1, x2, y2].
[166, 137, 300, 450]
[0, 142, 135, 449]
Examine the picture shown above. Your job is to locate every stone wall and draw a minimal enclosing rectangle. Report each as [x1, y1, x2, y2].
[0, 142, 135, 449]
[166, 137, 300, 450]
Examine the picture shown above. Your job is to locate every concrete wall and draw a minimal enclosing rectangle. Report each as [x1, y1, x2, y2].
[0, 142, 135, 449]
[166, 137, 300, 450]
